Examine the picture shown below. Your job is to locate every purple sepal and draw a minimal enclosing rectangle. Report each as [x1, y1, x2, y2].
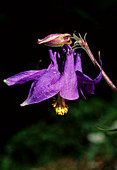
[76, 57, 102, 98]
[60, 46, 79, 100]
[21, 68, 61, 106]
[4, 69, 46, 86]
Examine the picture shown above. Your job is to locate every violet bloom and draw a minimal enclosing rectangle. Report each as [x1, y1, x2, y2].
[4, 45, 102, 115]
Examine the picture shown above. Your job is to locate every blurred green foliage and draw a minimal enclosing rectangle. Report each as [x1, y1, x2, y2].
[1, 96, 117, 170]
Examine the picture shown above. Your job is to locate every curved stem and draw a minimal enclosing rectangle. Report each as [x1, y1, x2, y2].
[72, 35, 117, 93]
[84, 43, 117, 93]
[95, 126, 117, 132]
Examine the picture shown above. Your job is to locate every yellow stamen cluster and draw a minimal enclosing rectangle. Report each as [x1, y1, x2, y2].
[52, 93, 68, 115]
[55, 106, 68, 115]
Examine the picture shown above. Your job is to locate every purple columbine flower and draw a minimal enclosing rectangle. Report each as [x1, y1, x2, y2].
[3, 44, 102, 115]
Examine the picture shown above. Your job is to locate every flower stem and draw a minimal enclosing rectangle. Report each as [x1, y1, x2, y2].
[72, 34, 117, 93]
[84, 44, 117, 93]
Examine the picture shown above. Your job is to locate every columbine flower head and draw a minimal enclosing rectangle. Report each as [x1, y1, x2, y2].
[4, 38, 102, 115]
[37, 33, 72, 47]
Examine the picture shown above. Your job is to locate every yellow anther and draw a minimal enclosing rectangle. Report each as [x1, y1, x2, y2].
[52, 93, 68, 115]
[55, 106, 68, 115]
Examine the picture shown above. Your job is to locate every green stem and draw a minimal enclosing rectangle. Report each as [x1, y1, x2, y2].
[95, 126, 117, 132]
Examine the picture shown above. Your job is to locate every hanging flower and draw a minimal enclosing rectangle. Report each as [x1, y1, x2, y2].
[3, 44, 102, 115]
[37, 33, 72, 47]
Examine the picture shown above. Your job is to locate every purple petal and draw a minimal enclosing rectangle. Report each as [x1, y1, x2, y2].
[60, 46, 79, 100]
[75, 52, 82, 72]
[76, 58, 102, 96]
[20, 69, 61, 106]
[3, 69, 46, 86]
[76, 71, 95, 96]
[49, 49, 58, 70]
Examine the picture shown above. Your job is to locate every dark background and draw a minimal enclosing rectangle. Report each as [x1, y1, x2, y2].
[1, 1, 117, 169]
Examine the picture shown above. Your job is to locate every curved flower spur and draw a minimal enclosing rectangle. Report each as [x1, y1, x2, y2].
[3, 33, 103, 115]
